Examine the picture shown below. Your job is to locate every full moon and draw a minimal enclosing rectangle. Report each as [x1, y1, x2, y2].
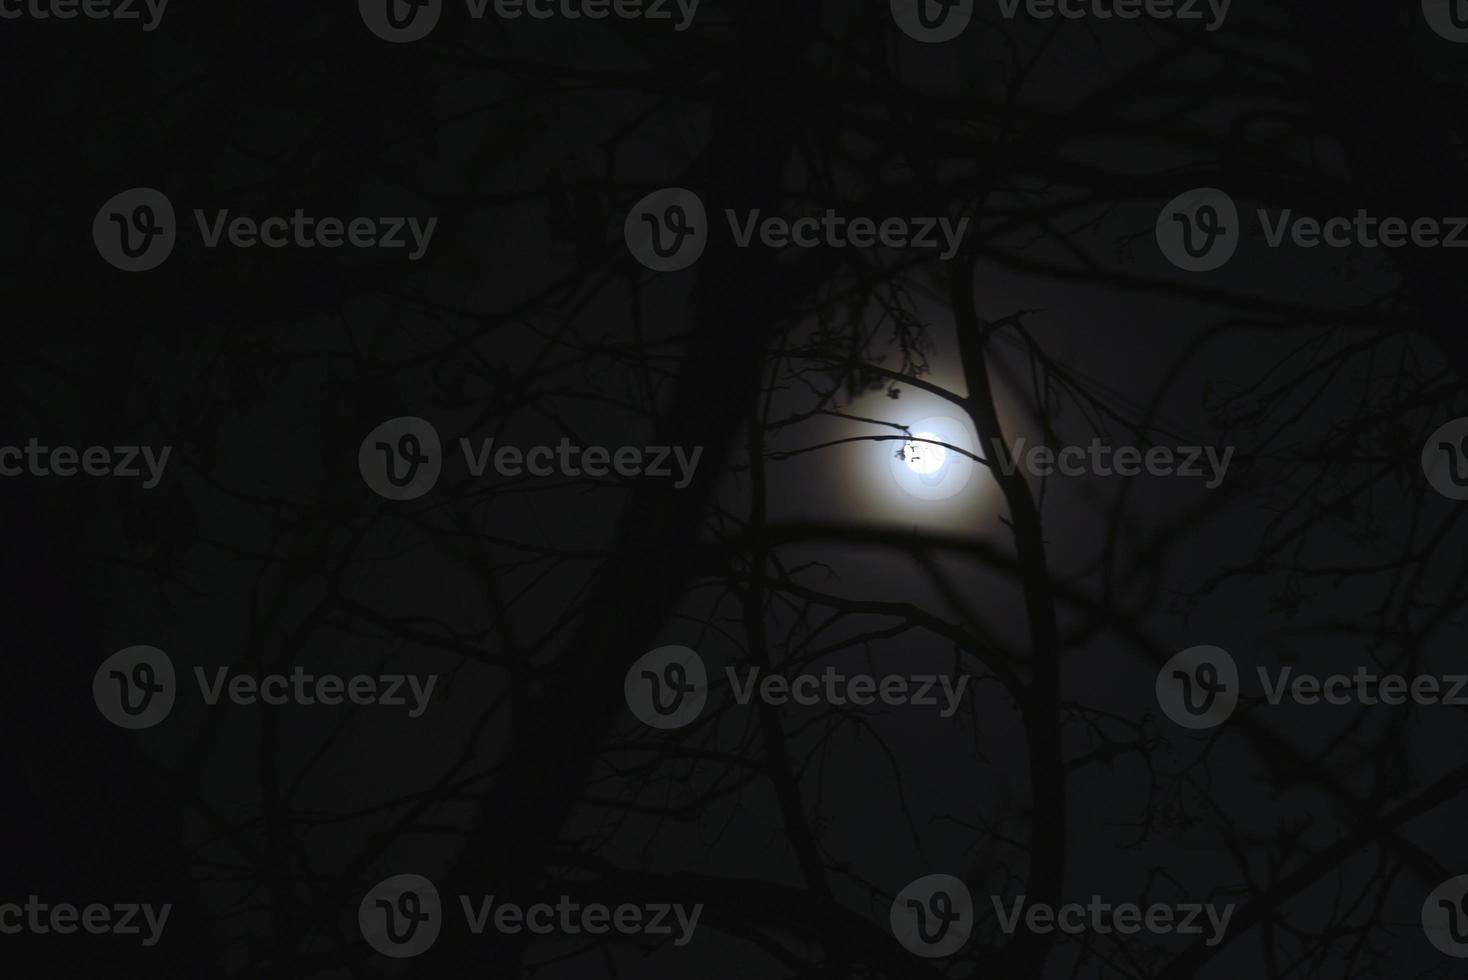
[888, 415, 976, 501]
[904, 432, 947, 475]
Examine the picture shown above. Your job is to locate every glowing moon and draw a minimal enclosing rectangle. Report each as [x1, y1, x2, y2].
[889, 415, 976, 500]
[903, 432, 947, 475]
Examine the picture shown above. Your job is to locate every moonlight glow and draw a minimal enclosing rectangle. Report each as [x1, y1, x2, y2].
[889, 415, 976, 501]
[903, 432, 947, 475]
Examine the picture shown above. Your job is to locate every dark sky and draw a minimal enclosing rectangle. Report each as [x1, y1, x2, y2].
[4, 1, 1468, 977]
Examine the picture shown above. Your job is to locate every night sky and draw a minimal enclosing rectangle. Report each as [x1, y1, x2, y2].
[4, 1, 1468, 977]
